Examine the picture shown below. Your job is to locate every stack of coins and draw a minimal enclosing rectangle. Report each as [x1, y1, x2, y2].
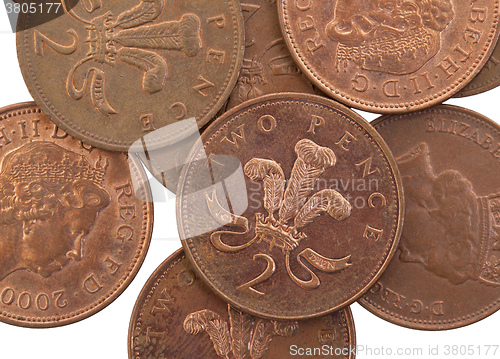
[1, 0, 500, 358]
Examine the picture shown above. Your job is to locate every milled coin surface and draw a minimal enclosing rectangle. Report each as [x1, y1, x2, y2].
[0, 102, 153, 327]
[278, 0, 500, 113]
[359, 105, 500, 330]
[177, 93, 403, 320]
[17, 0, 244, 151]
[129, 248, 356, 359]
[456, 41, 500, 97]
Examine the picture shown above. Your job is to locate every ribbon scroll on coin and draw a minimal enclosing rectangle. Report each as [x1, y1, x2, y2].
[279, 0, 500, 113]
[178, 94, 403, 320]
[360, 105, 500, 330]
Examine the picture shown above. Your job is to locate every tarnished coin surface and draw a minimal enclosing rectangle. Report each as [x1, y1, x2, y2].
[278, 0, 499, 113]
[129, 249, 356, 359]
[359, 105, 500, 330]
[177, 93, 403, 320]
[0, 102, 153, 327]
[456, 41, 500, 97]
[225, 0, 316, 110]
[17, 0, 244, 151]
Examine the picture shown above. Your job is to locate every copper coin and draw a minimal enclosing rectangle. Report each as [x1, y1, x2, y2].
[135, 0, 320, 194]
[225, 0, 316, 110]
[278, 0, 500, 113]
[456, 40, 500, 97]
[0, 102, 153, 327]
[16, 0, 244, 151]
[129, 248, 356, 359]
[177, 93, 403, 320]
[359, 104, 500, 330]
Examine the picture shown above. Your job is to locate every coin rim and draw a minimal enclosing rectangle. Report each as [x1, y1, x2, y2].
[359, 103, 500, 330]
[455, 29, 500, 98]
[177, 92, 404, 320]
[16, 1, 245, 152]
[127, 247, 358, 359]
[277, 0, 500, 113]
[127, 248, 185, 359]
[0, 102, 154, 328]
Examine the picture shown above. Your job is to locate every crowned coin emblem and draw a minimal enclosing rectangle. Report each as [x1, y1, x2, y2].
[207, 139, 352, 295]
[326, 0, 455, 74]
[34, 0, 202, 116]
[184, 304, 298, 359]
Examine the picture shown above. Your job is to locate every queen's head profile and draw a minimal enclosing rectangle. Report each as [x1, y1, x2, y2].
[0, 142, 110, 280]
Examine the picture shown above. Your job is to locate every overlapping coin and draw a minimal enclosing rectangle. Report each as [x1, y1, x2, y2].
[456, 42, 500, 97]
[360, 105, 500, 330]
[225, 0, 316, 110]
[129, 248, 356, 359]
[0, 102, 153, 327]
[278, 0, 500, 113]
[177, 93, 403, 320]
[17, 0, 244, 151]
[134, 0, 319, 194]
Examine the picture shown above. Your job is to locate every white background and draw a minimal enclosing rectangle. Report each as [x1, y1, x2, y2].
[2, 5, 500, 359]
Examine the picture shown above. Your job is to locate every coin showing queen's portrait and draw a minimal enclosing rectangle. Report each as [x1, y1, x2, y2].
[0, 141, 111, 280]
[0, 102, 153, 327]
[278, 0, 500, 113]
[360, 105, 500, 330]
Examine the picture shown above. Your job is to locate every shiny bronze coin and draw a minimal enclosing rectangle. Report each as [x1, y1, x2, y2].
[0, 102, 153, 327]
[278, 0, 500, 113]
[129, 248, 356, 359]
[456, 41, 500, 97]
[17, 0, 244, 152]
[359, 104, 500, 330]
[177, 93, 403, 320]
[225, 0, 316, 110]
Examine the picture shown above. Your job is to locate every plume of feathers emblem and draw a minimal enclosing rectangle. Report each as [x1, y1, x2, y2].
[206, 139, 353, 291]
[39, 0, 202, 116]
[183, 304, 298, 359]
[244, 139, 351, 251]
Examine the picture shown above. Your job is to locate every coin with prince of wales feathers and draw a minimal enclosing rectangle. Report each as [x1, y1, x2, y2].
[177, 93, 403, 320]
